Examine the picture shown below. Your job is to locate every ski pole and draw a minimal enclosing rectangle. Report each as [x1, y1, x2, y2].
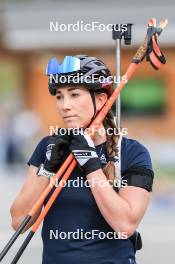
[112, 23, 133, 129]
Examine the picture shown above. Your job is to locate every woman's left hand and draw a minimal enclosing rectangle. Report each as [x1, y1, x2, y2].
[69, 131, 101, 175]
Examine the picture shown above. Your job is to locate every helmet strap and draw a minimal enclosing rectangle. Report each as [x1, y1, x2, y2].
[83, 90, 98, 128]
[89, 90, 96, 116]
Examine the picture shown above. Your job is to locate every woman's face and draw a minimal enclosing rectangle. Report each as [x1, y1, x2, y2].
[56, 85, 107, 128]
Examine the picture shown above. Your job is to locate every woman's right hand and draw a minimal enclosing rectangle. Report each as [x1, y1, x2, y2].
[44, 130, 71, 173]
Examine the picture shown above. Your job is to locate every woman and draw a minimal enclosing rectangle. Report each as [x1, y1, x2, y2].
[10, 55, 154, 264]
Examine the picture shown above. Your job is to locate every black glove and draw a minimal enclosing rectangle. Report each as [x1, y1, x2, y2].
[69, 131, 101, 175]
[44, 130, 71, 173]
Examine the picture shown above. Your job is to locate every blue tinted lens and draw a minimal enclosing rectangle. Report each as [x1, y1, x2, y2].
[46, 56, 80, 75]
[46, 57, 59, 75]
[59, 56, 80, 73]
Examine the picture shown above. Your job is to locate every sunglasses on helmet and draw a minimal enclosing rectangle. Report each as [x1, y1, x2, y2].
[46, 56, 81, 75]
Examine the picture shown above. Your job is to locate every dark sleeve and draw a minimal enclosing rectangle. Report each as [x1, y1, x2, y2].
[27, 136, 49, 168]
[122, 166, 154, 192]
[121, 138, 154, 192]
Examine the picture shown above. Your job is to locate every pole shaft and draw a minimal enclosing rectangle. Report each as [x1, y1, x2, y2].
[0, 215, 31, 261]
[10, 231, 34, 264]
[116, 39, 121, 129]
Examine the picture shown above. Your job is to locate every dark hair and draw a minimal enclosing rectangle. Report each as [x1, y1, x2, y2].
[102, 110, 119, 185]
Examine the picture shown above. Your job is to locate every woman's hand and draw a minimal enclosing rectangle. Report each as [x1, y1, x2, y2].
[44, 131, 71, 173]
[69, 131, 102, 175]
